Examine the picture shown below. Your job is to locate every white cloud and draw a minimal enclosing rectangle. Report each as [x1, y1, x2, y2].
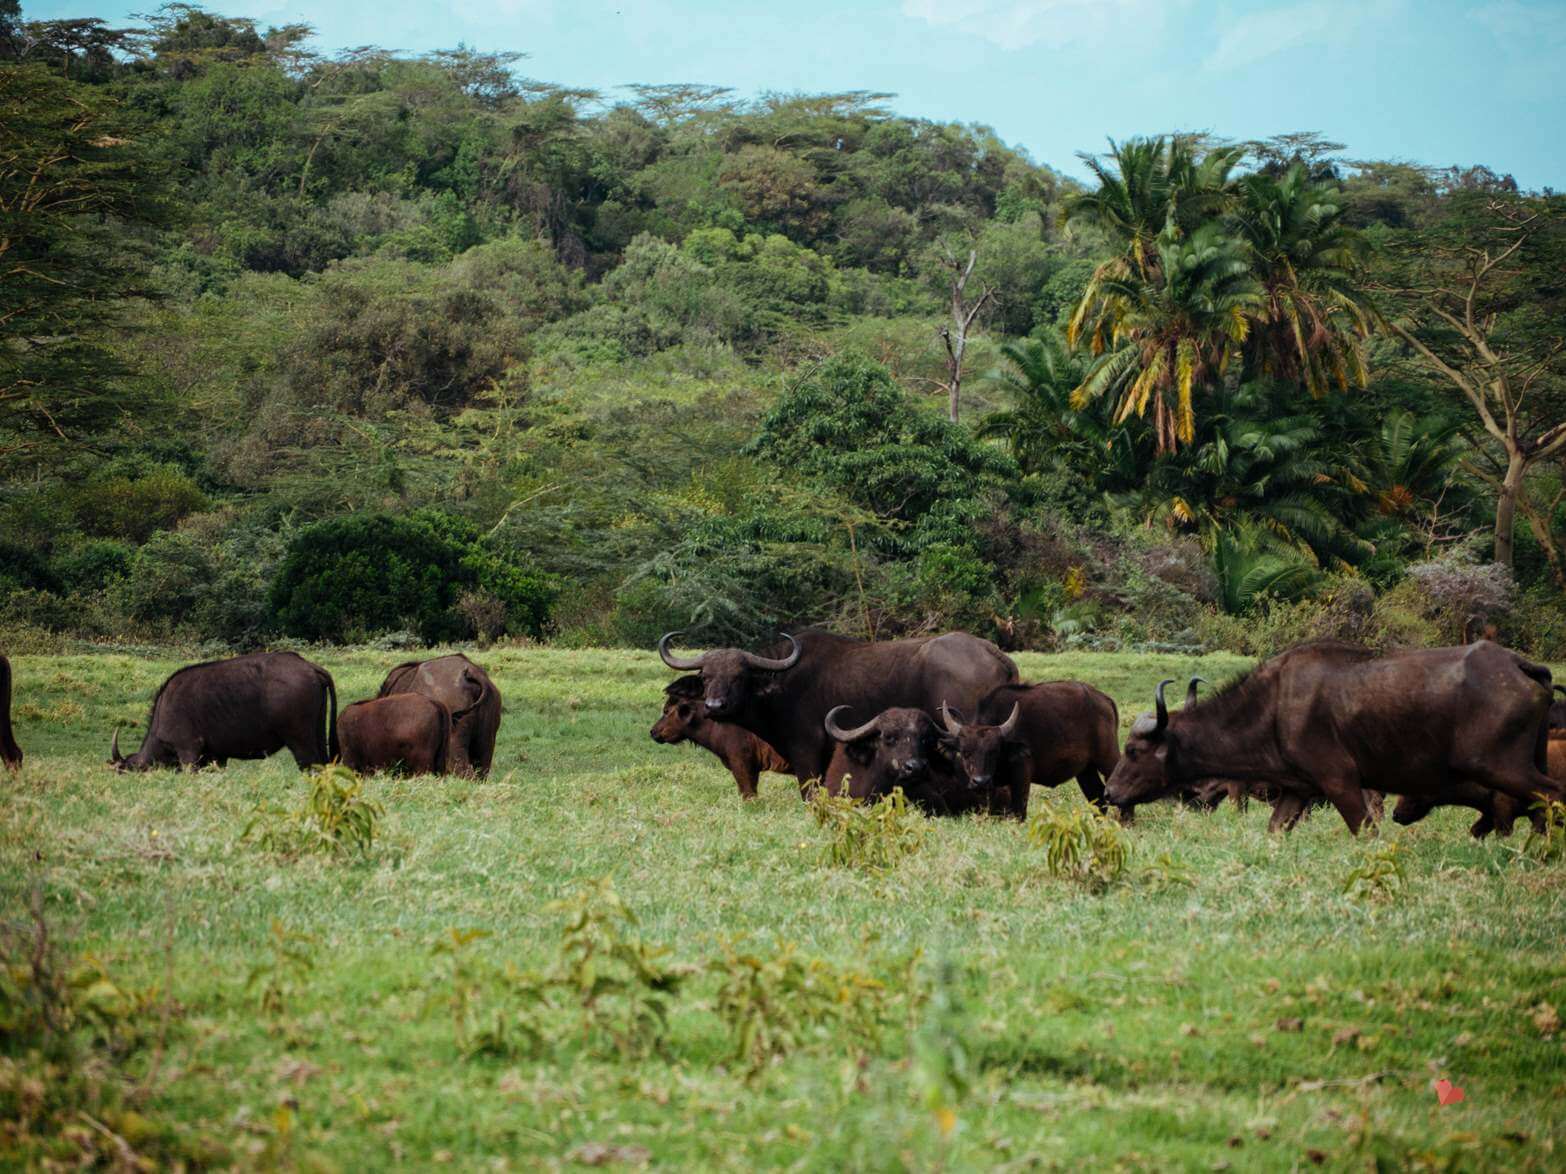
[1201, 0, 1408, 71]
[899, 0, 1177, 51]
[1204, 2, 1335, 70]
[1468, 0, 1566, 45]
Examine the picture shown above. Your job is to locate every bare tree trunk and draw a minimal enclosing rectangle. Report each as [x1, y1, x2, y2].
[937, 246, 992, 425]
[1494, 447, 1527, 569]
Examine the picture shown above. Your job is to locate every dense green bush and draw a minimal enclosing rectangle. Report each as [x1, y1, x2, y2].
[69, 464, 207, 543]
[270, 511, 556, 643]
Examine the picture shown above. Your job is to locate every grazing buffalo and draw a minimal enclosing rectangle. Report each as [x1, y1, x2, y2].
[377, 654, 501, 777]
[1105, 640, 1561, 835]
[657, 628, 1018, 788]
[822, 706, 1003, 816]
[340, 694, 458, 776]
[1, 654, 21, 770]
[111, 651, 337, 771]
[650, 676, 790, 798]
[939, 680, 1122, 820]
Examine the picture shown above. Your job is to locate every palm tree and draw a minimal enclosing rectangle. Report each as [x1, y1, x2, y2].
[1231, 164, 1373, 397]
[976, 330, 1146, 489]
[1062, 136, 1243, 278]
[1212, 524, 1321, 614]
[1128, 382, 1370, 567]
[1069, 223, 1264, 451]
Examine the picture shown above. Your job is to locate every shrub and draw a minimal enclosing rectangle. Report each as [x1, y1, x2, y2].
[244, 765, 385, 860]
[1404, 553, 1516, 642]
[70, 464, 207, 543]
[270, 510, 554, 644]
[1026, 802, 1129, 892]
[808, 787, 927, 872]
[51, 539, 133, 592]
[707, 939, 897, 1077]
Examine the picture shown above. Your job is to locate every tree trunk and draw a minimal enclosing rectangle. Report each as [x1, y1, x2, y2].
[1493, 447, 1527, 568]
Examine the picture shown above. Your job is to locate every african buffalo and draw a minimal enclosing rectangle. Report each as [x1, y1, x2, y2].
[377, 654, 501, 777]
[822, 706, 1003, 816]
[657, 628, 1018, 788]
[1105, 640, 1561, 835]
[1, 654, 21, 770]
[939, 679, 1122, 820]
[650, 675, 790, 798]
[340, 694, 458, 776]
[111, 651, 337, 771]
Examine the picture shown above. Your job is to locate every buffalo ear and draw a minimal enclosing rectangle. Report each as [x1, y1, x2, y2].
[664, 675, 703, 701]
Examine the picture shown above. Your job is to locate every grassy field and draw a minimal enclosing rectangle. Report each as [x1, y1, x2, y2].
[3, 646, 1565, 1171]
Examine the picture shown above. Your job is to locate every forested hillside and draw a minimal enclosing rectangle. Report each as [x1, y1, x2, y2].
[4, 3, 1565, 655]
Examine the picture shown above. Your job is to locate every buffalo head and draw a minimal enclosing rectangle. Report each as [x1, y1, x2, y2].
[937, 701, 1026, 792]
[825, 705, 947, 800]
[1104, 677, 1203, 807]
[657, 631, 800, 719]
[650, 676, 704, 745]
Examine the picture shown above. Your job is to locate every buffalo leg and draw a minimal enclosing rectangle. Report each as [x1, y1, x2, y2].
[1075, 770, 1109, 813]
[1319, 778, 1371, 834]
[1268, 794, 1309, 833]
[725, 753, 760, 800]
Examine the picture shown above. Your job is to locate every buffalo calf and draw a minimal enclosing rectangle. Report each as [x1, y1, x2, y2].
[377, 654, 501, 777]
[340, 694, 453, 776]
[650, 676, 790, 798]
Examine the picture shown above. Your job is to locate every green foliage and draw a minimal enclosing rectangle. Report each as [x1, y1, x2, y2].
[1523, 800, 1566, 864]
[1342, 839, 1407, 904]
[244, 765, 386, 860]
[270, 510, 555, 643]
[707, 938, 900, 1077]
[1025, 802, 1130, 892]
[246, 919, 317, 1028]
[808, 786, 927, 872]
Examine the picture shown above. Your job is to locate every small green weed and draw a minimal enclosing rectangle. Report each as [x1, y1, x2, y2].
[1026, 802, 1129, 891]
[246, 919, 317, 1031]
[1342, 839, 1406, 903]
[809, 786, 926, 871]
[244, 764, 385, 859]
[707, 938, 897, 1077]
[1523, 799, 1566, 863]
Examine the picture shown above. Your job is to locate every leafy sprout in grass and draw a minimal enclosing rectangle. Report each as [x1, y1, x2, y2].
[243, 764, 385, 860]
[1026, 801, 1130, 892]
[1342, 839, 1406, 903]
[808, 786, 927, 872]
[1523, 799, 1566, 863]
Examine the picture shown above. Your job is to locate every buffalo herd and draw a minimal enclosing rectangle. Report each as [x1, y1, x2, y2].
[654, 629, 1566, 838]
[2, 632, 1564, 838]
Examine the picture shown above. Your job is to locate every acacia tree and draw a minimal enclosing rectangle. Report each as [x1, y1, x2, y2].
[0, 64, 165, 472]
[1376, 196, 1566, 569]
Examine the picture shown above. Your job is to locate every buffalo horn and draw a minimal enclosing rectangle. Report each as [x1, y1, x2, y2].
[997, 701, 1021, 738]
[657, 631, 706, 671]
[1185, 676, 1206, 708]
[824, 705, 878, 742]
[110, 725, 123, 763]
[1154, 678, 1175, 734]
[740, 633, 801, 672]
[938, 702, 964, 735]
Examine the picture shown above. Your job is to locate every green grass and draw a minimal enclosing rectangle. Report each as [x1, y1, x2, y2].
[3, 647, 1565, 1170]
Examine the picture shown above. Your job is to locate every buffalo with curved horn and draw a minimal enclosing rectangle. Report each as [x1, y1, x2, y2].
[821, 704, 992, 814]
[944, 678, 1121, 820]
[655, 628, 1017, 791]
[1106, 640, 1560, 837]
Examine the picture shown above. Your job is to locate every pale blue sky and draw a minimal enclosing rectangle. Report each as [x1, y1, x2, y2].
[27, 0, 1566, 188]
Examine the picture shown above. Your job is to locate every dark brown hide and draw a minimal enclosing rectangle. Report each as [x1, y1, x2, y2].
[822, 707, 1002, 817]
[378, 654, 501, 777]
[649, 676, 789, 798]
[942, 680, 1121, 820]
[111, 651, 337, 771]
[1, 655, 21, 769]
[340, 694, 451, 776]
[1105, 641, 1560, 835]
[658, 629, 1018, 788]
